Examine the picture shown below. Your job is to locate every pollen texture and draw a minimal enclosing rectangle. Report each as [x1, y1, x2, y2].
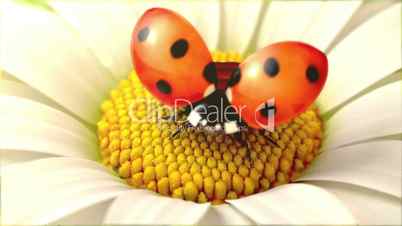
[97, 51, 324, 204]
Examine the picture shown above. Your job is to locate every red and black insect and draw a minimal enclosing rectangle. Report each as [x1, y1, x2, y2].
[131, 8, 328, 146]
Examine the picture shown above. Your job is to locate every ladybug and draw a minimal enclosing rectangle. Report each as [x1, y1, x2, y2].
[131, 8, 328, 144]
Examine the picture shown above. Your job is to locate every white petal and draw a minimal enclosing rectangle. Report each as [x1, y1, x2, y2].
[50, 1, 142, 80]
[198, 204, 254, 225]
[299, 141, 402, 198]
[2, 157, 129, 225]
[0, 150, 53, 167]
[219, 0, 264, 54]
[103, 189, 210, 224]
[326, 0, 399, 52]
[300, 1, 361, 51]
[0, 1, 116, 124]
[257, 1, 329, 49]
[324, 82, 401, 148]
[0, 118, 98, 160]
[0, 96, 95, 140]
[1, 70, 20, 82]
[317, 3, 401, 114]
[132, 0, 220, 51]
[309, 181, 402, 225]
[52, 1, 219, 80]
[53, 200, 113, 225]
[227, 183, 355, 224]
[0, 96, 99, 160]
[157, 0, 220, 51]
[1, 79, 61, 110]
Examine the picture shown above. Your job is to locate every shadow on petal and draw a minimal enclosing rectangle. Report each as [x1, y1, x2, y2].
[227, 183, 356, 224]
[308, 181, 402, 225]
[2, 157, 130, 225]
[323, 82, 402, 149]
[103, 189, 210, 224]
[298, 140, 402, 198]
[317, 3, 401, 114]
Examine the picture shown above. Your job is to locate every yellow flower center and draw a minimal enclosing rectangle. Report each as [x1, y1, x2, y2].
[97, 51, 324, 204]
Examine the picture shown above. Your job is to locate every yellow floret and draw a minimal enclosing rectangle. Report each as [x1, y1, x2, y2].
[181, 172, 192, 184]
[212, 168, 220, 181]
[109, 139, 120, 151]
[190, 163, 201, 174]
[172, 187, 184, 199]
[169, 171, 181, 191]
[143, 166, 156, 184]
[264, 163, 276, 182]
[280, 158, 291, 173]
[119, 149, 131, 164]
[207, 157, 217, 168]
[232, 174, 244, 195]
[100, 137, 109, 149]
[155, 163, 168, 179]
[202, 165, 211, 177]
[184, 181, 199, 201]
[130, 172, 143, 187]
[227, 191, 238, 199]
[215, 180, 227, 200]
[157, 177, 169, 196]
[204, 177, 215, 199]
[221, 171, 232, 190]
[260, 178, 271, 191]
[193, 173, 203, 190]
[110, 151, 120, 167]
[198, 192, 208, 203]
[238, 165, 249, 177]
[147, 180, 157, 192]
[118, 161, 131, 178]
[228, 162, 237, 174]
[244, 178, 255, 196]
[167, 162, 178, 174]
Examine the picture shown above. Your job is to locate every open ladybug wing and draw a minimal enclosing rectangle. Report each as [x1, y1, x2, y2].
[131, 8, 216, 106]
[228, 41, 328, 129]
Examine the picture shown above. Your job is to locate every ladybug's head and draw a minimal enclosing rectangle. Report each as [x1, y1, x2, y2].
[183, 62, 244, 134]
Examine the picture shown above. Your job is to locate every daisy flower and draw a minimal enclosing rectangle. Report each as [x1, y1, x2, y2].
[1, 0, 401, 225]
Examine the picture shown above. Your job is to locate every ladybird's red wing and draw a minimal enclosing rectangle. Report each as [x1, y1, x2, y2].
[229, 41, 328, 129]
[131, 8, 215, 106]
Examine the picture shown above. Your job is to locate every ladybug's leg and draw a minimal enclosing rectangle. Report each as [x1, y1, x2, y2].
[221, 109, 253, 159]
[170, 120, 192, 139]
[263, 130, 280, 147]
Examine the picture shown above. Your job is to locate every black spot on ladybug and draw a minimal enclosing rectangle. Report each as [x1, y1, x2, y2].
[264, 57, 279, 77]
[260, 103, 276, 118]
[156, 80, 172, 94]
[170, 39, 189, 58]
[227, 68, 241, 87]
[306, 65, 319, 83]
[138, 27, 149, 42]
[203, 62, 218, 84]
